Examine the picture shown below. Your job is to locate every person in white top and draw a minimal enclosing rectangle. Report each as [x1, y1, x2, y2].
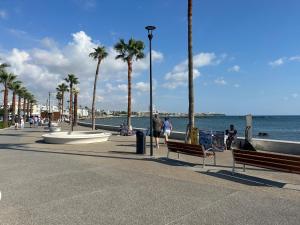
[20, 116, 24, 129]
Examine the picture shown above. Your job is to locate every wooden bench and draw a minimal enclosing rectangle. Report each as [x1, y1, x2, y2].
[166, 141, 216, 168]
[232, 149, 300, 174]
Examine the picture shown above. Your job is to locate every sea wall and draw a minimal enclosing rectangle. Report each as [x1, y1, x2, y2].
[247, 138, 300, 155]
[78, 122, 300, 155]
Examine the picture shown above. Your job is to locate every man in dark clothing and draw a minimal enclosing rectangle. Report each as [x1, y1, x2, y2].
[226, 124, 237, 150]
[152, 114, 162, 149]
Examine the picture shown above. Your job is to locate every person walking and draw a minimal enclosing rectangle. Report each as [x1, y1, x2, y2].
[20, 116, 24, 129]
[14, 115, 19, 129]
[152, 114, 162, 149]
[162, 117, 173, 144]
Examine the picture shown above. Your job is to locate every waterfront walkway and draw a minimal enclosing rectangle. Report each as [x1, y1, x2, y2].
[0, 124, 299, 225]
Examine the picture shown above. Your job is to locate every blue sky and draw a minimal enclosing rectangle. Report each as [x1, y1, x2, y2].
[0, 0, 300, 115]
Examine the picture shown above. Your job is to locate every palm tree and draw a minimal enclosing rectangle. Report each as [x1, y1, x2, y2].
[187, 0, 194, 142]
[17, 87, 27, 117]
[9, 80, 22, 124]
[25, 92, 33, 117]
[22, 90, 27, 118]
[89, 46, 108, 130]
[65, 74, 79, 131]
[56, 92, 62, 117]
[0, 71, 17, 128]
[73, 88, 79, 126]
[29, 98, 36, 116]
[114, 38, 145, 128]
[56, 83, 69, 120]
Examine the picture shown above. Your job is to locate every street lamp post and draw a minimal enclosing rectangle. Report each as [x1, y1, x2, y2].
[48, 92, 51, 126]
[145, 25, 156, 156]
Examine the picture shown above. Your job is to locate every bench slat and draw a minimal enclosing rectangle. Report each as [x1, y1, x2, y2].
[234, 150, 300, 162]
[235, 156, 300, 172]
[233, 149, 300, 174]
[234, 152, 300, 167]
[167, 141, 214, 158]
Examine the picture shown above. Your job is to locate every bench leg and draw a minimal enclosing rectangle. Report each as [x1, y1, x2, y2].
[232, 159, 235, 174]
[213, 153, 216, 166]
[167, 149, 170, 158]
[177, 152, 179, 159]
[243, 164, 246, 172]
[202, 157, 205, 168]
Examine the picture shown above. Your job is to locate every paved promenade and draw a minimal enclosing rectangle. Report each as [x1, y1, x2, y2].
[0, 124, 299, 225]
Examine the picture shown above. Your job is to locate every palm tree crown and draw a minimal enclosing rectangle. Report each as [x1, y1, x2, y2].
[89, 46, 108, 61]
[65, 74, 79, 86]
[114, 38, 145, 62]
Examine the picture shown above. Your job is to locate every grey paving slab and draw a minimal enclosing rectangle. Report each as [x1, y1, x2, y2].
[170, 191, 300, 225]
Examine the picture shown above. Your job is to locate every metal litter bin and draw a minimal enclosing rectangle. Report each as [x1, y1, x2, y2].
[136, 130, 146, 154]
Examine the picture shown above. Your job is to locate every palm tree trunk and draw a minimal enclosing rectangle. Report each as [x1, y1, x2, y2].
[30, 103, 33, 115]
[92, 59, 101, 130]
[3, 84, 8, 128]
[74, 92, 78, 126]
[12, 91, 16, 125]
[18, 95, 21, 116]
[62, 92, 64, 121]
[127, 60, 132, 128]
[70, 83, 73, 131]
[26, 100, 30, 117]
[69, 86, 72, 121]
[22, 98, 26, 118]
[188, 0, 194, 142]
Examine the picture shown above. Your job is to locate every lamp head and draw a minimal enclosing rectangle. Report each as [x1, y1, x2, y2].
[145, 26, 156, 31]
[145, 26, 156, 40]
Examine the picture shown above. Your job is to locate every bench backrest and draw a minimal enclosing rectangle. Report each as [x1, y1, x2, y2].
[167, 141, 205, 157]
[233, 149, 300, 174]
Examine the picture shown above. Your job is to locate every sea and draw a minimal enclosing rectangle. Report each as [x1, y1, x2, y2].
[84, 115, 300, 142]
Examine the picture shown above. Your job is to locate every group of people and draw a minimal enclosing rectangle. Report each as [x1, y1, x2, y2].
[153, 114, 173, 149]
[14, 115, 24, 129]
[13, 115, 44, 129]
[152, 115, 238, 150]
[28, 115, 42, 128]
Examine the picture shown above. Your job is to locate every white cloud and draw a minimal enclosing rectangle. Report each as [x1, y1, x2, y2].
[134, 82, 150, 92]
[105, 83, 127, 93]
[292, 93, 298, 98]
[0, 10, 7, 19]
[228, 65, 240, 72]
[1, 31, 163, 110]
[163, 52, 217, 89]
[214, 77, 227, 85]
[269, 58, 285, 67]
[152, 51, 164, 62]
[74, 0, 97, 9]
[40, 37, 58, 49]
[289, 56, 300, 62]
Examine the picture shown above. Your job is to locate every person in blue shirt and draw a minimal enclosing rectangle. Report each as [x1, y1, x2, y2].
[162, 117, 172, 144]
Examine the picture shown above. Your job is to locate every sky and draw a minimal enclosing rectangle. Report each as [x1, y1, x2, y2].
[0, 0, 300, 115]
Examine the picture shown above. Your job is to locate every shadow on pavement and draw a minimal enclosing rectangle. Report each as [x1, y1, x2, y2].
[199, 170, 286, 187]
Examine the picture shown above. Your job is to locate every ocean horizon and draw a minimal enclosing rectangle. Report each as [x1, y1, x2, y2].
[83, 115, 300, 142]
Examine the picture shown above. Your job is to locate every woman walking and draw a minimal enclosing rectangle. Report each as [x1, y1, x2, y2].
[162, 117, 173, 144]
